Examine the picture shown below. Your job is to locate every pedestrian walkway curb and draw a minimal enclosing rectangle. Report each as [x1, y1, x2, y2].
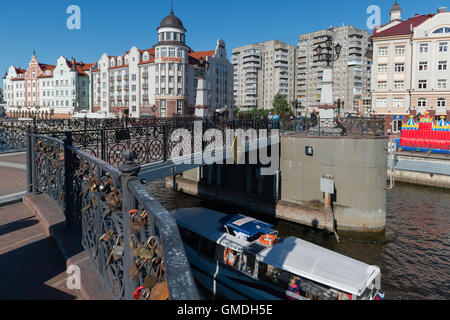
[0, 191, 27, 207]
[23, 193, 113, 300]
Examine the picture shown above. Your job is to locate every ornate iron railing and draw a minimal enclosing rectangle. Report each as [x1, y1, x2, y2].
[280, 117, 385, 137]
[29, 130, 199, 300]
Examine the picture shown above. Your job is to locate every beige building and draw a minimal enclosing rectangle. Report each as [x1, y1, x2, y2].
[232, 40, 296, 111]
[372, 3, 450, 134]
[297, 26, 372, 115]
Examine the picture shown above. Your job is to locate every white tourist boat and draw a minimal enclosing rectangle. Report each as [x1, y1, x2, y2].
[172, 207, 384, 300]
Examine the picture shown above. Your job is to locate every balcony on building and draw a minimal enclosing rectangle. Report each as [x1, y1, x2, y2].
[124, 85, 129, 91]
[142, 72, 149, 79]
[116, 86, 122, 91]
[348, 58, 363, 66]
[142, 83, 149, 89]
[143, 94, 149, 101]
[117, 75, 122, 81]
[123, 74, 129, 80]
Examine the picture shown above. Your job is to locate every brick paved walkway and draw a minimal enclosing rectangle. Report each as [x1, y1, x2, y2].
[0, 153, 27, 198]
[0, 202, 81, 300]
[0, 152, 81, 300]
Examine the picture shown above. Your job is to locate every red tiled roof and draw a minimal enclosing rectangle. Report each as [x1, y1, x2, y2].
[39, 63, 56, 71]
[373, 14, 434, 38]
[189, 50, 216, 60]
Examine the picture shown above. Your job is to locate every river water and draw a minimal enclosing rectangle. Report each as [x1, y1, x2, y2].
[146, 180, 450, 300]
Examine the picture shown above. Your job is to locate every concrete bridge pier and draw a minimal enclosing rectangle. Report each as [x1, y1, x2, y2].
[168, 134, 388, 234]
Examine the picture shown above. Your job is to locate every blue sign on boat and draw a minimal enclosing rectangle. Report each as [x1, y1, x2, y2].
[224, 214, 275, 237]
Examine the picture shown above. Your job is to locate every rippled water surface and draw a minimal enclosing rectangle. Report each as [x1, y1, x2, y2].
[147, 180, 450, 300]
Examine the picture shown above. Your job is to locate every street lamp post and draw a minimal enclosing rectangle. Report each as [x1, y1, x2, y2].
[314, 37, 342, 66]
[314, 37, 342, 117]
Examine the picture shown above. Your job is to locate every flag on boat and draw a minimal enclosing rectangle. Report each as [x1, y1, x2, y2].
[375, 292, 385, 300]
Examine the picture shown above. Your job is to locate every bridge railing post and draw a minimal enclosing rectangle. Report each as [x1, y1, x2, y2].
[25, 124, 33, 193]
[119, 150, 141, 300]
[63, 131, 77, 231]
[163, 124, 168, 161]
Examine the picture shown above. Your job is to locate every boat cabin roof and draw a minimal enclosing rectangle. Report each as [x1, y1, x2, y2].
[223, 214, 275, 238]
[172, 208, 380, 296]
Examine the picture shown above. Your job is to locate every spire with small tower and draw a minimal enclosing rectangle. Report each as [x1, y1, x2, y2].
[390, 1, 402, 22]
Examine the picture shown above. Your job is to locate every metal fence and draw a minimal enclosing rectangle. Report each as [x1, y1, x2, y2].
[280, 117, 385, 137]
[29, 130, 200, 300]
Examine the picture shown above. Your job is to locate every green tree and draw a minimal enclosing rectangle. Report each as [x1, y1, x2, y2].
[272, 92, 291, 115]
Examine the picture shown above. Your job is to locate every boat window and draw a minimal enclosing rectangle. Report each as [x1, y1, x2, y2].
[199, 236, 216, 259]
[239, 252, 256, 277]
[179, 227, 199, 250]
[258, 263, 339, 300]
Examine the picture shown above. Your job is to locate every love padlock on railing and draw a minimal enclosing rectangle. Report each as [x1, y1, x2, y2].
[133, 286, 145, 300]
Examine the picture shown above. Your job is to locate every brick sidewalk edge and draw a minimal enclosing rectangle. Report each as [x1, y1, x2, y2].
[23, 193, 113, 300]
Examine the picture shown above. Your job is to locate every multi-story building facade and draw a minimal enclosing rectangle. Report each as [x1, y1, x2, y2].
[3, 54, 94, 119]
[232, 40, 296, 111]
[91, 9, 233, 118]
[372, 3, 450, 134]
[297, 26, 372, 114]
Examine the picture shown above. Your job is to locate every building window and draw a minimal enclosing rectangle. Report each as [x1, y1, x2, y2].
[161, 64, 166, 71]
[169, 76, 173, 83]
[395, 45, 405, 55]
[169, 48, 175, 57]
[418, 80, 427, 89]
[177, 100, 183, 115]
[160, 100, 166, 117]
[394, 81, 404, 90]
[392, 120, 402, 133]
[178, 76, 182, 83]
[377, 64, 387, 73]
[438, 61, 447, 71]
[132, 74, 136, 81]
[437, 79, 447, 89]
[169, 88, 173, 95]
[376, 98, 387, 108]
[433, 27, 450, 34]
[177, 49, 182, 58]
[166, 32, 171, 41]
[439, 42, 448, 52]
[418, 62, 428, 71]
[161, 48, 167, 57]
[378, 46, 388, 56]
[394, 64, 404, 73]
[377, 81, 387, 91]
[132, 84, 136, 91]
[437, 98, 446, 107]
[177, 64, 182, 72]
[418, 98, 427, 107]
[393, 98, 404, 108]
[168, 63, 174, 71]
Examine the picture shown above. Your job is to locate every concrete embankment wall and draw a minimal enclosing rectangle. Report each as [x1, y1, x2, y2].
[388, 152, 450, 189]
[280, 135, 388, 233]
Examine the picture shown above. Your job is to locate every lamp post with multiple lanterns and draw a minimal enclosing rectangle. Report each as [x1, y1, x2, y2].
[314, 37, 342, 115]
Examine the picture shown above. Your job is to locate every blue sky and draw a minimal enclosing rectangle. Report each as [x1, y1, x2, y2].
[0, 0, 446, 89]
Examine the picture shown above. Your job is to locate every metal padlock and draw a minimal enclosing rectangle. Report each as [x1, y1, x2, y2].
[129, 210, 142, 234]
[99, 229, 114, 242]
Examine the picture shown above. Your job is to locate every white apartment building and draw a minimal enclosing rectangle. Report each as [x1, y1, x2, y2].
[91, 9, 233, 118]
[297, 26, 372, 114]
[372, 3, 450, 134]
[3, 54, 94, 119]
[232, 40, 296, 111]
